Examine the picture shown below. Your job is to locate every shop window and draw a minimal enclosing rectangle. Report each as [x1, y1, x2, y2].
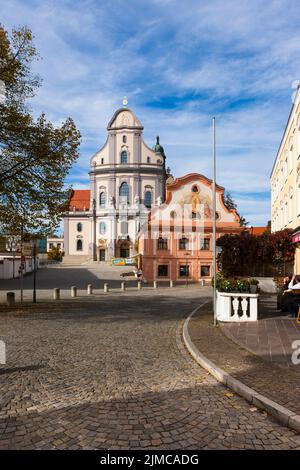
[201, 266, 210, 277]
[158, 265, 168, 277]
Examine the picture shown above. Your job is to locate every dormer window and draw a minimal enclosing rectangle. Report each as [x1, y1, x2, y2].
[121, 151, 128, 164]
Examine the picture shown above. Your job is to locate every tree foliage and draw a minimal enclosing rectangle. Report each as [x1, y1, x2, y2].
[217, 229, 295, 276]
[0, 25, 81, 236]
[222, 191, 248, 227]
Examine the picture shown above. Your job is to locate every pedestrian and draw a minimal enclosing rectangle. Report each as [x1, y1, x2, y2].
[285, 275, 300, 318]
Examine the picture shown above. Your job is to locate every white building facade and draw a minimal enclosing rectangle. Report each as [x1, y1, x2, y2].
[64, 106, 167, 261]
[270, 84, 300, 271]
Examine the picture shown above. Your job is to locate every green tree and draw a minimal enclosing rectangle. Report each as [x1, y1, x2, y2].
[222, 192, 248, 227]
[0, 25, 81, 236]
[48, 246, 64, 262]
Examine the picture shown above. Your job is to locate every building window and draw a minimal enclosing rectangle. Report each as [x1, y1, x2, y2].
[147, 156, 151, 163]
[77, 223, 82, 232]
[121, 151, 128, 164]
[158, 265, 168, 277]
[157, 238, 168, 250]
[144, 190, 152, 209]
[99, 222, 106, 234]
[123, 135, 127, 144]
[179, 238, 188, 250]
[57, 243, 61, 249]
[76, 239, 83, 251]
[201, 238, 210, 250]
[99, 192, 106, 208]
[101, 158, 104, 164]
[201, 266, 210, 277]
[192, 185, 199, 193]
[119, 182, 129, 201]
[120, 220, 128, 235]
[179, 265, 189, 277]
[49, 243, 53, 249]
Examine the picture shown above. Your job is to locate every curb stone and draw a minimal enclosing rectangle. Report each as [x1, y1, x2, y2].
[182, 303, 300, 434]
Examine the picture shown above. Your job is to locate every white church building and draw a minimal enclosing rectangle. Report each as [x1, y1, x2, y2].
[63, 104, 167, 261]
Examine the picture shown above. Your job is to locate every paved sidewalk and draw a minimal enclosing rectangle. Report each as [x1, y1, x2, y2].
[221, 317, 300, 372]
[187, 306, 300, 417]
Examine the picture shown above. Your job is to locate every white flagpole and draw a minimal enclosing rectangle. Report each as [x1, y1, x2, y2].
[212, 117, 217, 326]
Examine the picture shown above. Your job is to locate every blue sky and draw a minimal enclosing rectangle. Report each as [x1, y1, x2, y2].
[1, 0, 300, 226]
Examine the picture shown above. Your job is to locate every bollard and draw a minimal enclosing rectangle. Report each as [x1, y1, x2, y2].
[53, 288, 60, 300]
[153, 280, 157, 289]
[137, 281, 142, 290]
[169, 280, 174, 288]
[121, 281, 126, 291]
[71, 286, 77, 298]
[104, 283, 109, 293]
[87, 284, 93, 295]
[6, 292, 15, 306]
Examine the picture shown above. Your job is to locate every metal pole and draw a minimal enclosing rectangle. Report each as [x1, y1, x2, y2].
[93, 173, 97, 261]
[186, 253, 188, 287]
[33, 242, 36, 303]
[20, 220, 24, 304]
[212, 117, 217, 326]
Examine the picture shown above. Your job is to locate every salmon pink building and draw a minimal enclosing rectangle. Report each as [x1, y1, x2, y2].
[138, 174, 242, 283]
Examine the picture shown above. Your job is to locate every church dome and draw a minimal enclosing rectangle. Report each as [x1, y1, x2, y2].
[152, 136, 165, 157]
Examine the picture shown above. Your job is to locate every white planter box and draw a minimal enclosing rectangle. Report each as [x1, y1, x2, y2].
[217, 291, 259, 322]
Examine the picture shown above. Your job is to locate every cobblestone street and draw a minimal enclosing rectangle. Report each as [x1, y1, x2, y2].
[0, 287, 299, 450]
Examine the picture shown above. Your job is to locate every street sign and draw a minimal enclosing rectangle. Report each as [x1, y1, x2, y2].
[22, 242, 33, 256]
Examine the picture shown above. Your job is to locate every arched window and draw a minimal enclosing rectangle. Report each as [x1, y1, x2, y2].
[77, 223, 82, 232]
[122, 135, 127, 143]
[99, 192, 106, 208]
[147, 156, 151, 163]
[119, 182, 129, 201]
[76, 239, 83, 251]
[121, 151, 128, 164]
[99, 222, 106, 234]
[144, 190, 152, 209]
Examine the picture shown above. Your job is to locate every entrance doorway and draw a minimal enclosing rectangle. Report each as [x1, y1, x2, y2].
[120, 247, 130, 258]
[99, 249, 106, 261]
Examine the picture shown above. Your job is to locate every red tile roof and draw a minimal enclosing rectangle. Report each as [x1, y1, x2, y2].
[252, 227, 267, 236]
[69, 190, 90, 211]
[246, 226, 267, 236]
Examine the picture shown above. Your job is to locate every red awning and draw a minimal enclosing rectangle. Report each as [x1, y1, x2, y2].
[292, 232, 300, 244]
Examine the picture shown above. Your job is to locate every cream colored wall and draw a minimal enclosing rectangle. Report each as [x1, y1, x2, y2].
[271, 88, 300, 232]
[68, 218, 91, 255]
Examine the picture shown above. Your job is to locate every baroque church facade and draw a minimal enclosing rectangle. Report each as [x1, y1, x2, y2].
[63, 105, 167, 261]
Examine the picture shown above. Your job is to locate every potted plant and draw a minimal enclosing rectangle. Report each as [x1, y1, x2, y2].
[236, 279, 250, 293]
[249, 278, 259, 293]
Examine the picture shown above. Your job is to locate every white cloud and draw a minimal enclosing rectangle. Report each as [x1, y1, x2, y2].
[1, 0, 299, 228]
